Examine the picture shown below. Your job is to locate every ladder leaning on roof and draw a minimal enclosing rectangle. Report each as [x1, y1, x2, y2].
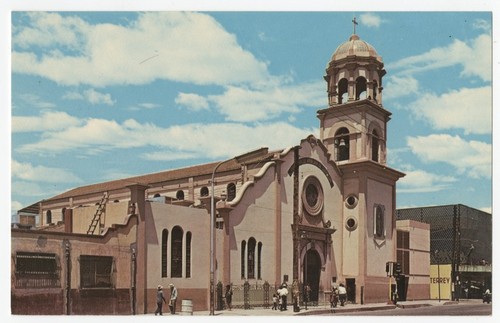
[87, 192, 109, 235]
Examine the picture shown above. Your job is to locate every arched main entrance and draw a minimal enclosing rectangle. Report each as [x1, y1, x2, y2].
[302, 249, 321, 303]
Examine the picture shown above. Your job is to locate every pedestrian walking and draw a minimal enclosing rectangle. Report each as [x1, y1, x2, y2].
[330, 286, 339, 308]
[225, 284, 233, 311]
[168, 283, 178, 314]
[280, 282, 288, 310]
[338, 283, 347, 306]
[154, 285, 166, 315]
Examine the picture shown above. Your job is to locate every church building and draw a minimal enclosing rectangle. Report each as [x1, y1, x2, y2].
[12, 28, 418, 315]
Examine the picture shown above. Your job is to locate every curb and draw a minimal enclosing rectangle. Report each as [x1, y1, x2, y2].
[295, 305, 398, 315]
[396, 303, 432, 309]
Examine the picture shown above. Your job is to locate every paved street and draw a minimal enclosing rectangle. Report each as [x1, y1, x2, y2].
[168, 298, 491, 316]
[335, 301, 491, 316]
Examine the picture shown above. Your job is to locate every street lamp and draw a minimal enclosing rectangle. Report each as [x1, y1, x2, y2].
[210, 159, 232, 315]
[300, 231, 310, 310]
[435, 250, 441, 302]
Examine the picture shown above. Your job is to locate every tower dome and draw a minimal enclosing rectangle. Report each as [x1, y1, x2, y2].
[324, 30, 386, 107]
[330, 34, 382, 63]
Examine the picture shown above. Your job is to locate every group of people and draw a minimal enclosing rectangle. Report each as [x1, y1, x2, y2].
[329, 282, 347, 308]
[155, 283, 178, 315]
[272, 283, 289, 311]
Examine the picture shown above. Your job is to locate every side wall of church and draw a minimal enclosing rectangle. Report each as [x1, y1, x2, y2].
[145, 202, 210, 312]
[226, 162, 279, 285]
[365, 177, 395, 277]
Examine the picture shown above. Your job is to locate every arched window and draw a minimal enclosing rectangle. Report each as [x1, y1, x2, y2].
[338, 78, 348, 104]
[372, 130, 379, 162]
[227, 183, 236, 201]
[200, 186, 209, 197]
[257, 242, 263, 280]
[186, 232, 192, 278]
[241, 241, 246, 279]
[162, 229, 168, 277]
[373, 80, 378, 101]
[334, 128, 350, 161]
[356, 76, 367, 100]
[154, 193, 161, 198]
[46, 210, 52, 224]
[176, 190, 184, 200]
[247, 238, 256, 279]
[374, 205, 385, 238]
[171, 226, 183, 277]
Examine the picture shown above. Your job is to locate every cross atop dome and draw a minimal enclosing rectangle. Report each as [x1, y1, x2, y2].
[352, 17, 358, 35]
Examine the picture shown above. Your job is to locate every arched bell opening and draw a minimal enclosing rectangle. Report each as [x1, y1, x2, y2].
[355, 76, 367, 100]
[337, 78, 348, 104]
[334, 127, 350, 162]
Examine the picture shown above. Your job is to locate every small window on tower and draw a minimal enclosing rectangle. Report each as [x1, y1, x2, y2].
[374, 205, 385, 238]
[372, 130, 380, 162]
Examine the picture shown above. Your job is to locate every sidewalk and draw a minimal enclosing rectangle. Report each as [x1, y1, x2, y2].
[185, 299, 480, 316]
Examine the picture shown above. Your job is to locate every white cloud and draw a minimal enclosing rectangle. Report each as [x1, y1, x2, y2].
[12, 12, 272, 87]
[64, 89, 115, 105]
[128, 103, 162, 111]
[11, 181, 59, 197]
[359, 13, 383, 28]
[388, 34, 491, 82]
[84, 89, 116, 106]
[175, 93, 209, 111]
[12, 110, 82, 133]
[398, 169, 456, 193]
[384, 75, 419, 100]
[473, 19, 491, 32]
[143, 151, 202, 161]
[12, 160, 82, 183]
[209, 81, 325, 122]
[62, 91, 84, 100]
[138, 103, 161, 109]
[19, 94, 56, 109]
[407, 134, 491, 179]
[11, 201, 24, 214]
[13, 12, 88, 50]
[16, 115, 316, 160]
[409, 87, 491, 135]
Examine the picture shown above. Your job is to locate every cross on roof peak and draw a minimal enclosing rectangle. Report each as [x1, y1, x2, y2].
[352, 17, 358, 35]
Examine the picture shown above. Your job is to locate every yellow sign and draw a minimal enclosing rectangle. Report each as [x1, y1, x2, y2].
[430, 264, 452, 300]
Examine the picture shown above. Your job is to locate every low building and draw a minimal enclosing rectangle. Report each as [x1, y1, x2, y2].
[397, 204, 492, 300]
[396, 220, 430, 301]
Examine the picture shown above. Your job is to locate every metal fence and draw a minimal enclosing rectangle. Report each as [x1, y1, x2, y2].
[396, 204, 492, 265]
[215, 281, 328, 310]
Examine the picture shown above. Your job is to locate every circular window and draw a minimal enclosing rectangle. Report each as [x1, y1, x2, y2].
[302, 176, 324, 216]
[345, 217, 358, 231]
[345, 194, 358, 209]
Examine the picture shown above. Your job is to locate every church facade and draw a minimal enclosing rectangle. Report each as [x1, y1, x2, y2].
[12, 30, 417, 314]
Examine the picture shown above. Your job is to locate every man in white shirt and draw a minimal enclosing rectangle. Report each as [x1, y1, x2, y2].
[338, 283, 347, 306]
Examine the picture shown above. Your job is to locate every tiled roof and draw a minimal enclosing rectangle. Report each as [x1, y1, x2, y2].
[45, 150, 280, 202]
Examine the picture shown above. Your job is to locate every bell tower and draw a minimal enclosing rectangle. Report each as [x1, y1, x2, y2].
[317, 20, 405, 303]
[318, 20, 390, 165]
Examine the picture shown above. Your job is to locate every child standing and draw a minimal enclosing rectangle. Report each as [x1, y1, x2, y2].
[272, 293, 278, 310]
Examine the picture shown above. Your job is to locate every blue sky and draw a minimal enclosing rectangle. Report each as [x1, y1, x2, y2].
[5, 5, 495, 217]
